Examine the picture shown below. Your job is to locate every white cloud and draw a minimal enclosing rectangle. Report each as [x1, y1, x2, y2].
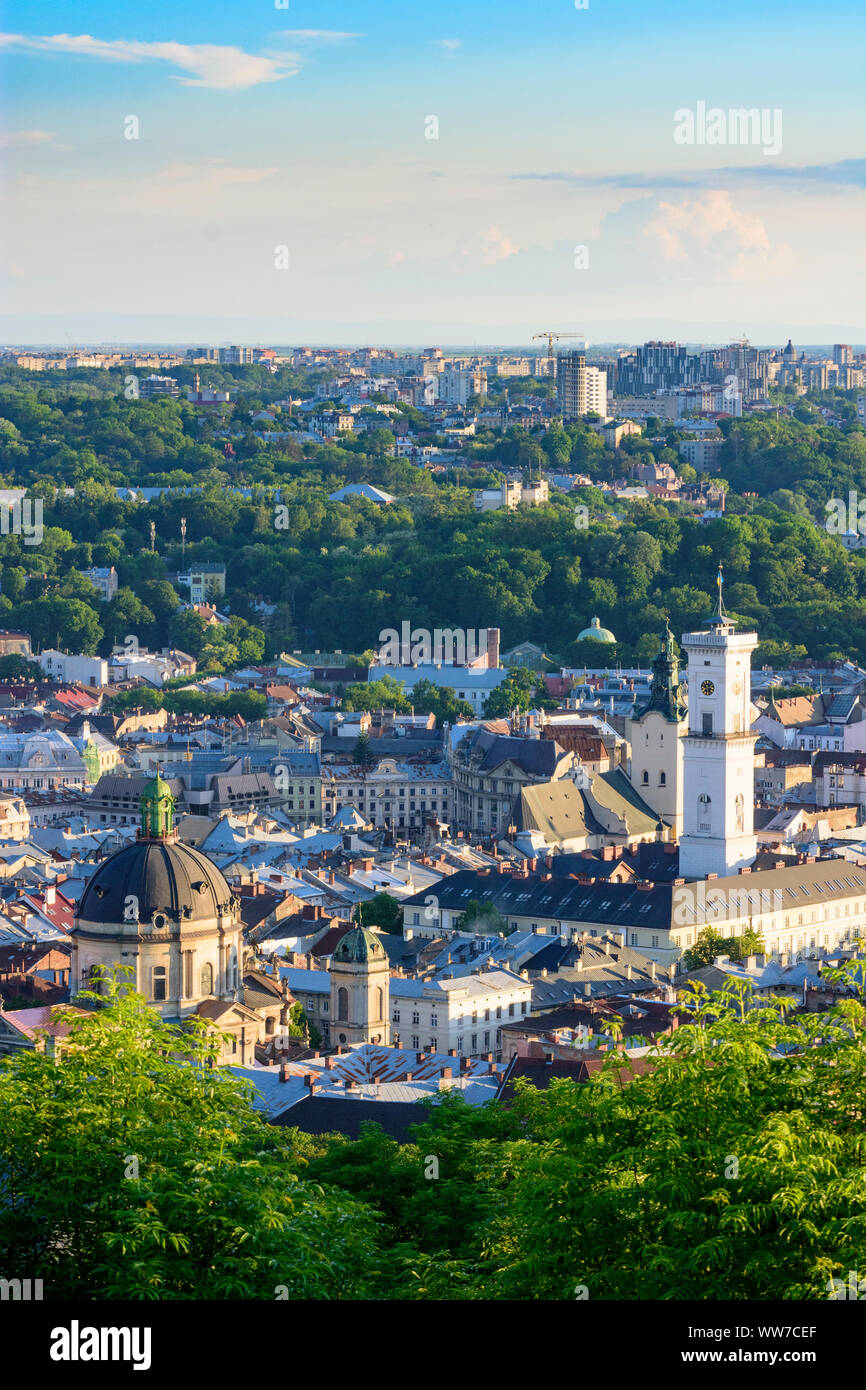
[643, 190, 766, 260]
[435, 39, 462, 50]
[0, 129, 54, 148]
[454, 224, 524, 267]
[477, 225, 521, 266]
[0, 32, 300, 89]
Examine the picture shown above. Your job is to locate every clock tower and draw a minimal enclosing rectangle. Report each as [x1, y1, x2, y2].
[678, 576, 758, 879]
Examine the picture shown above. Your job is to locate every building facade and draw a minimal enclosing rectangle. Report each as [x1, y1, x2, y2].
[626, 625, 687, 836]
[449, 728, 573, 834]
[556, 352, 607, 419]
[321, 758, 452, 836]
[678, 607, 758, 879]
[328, 926, 391, 1047]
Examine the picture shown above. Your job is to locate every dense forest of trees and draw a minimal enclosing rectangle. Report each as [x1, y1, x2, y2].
[2, 961, 865, 1300]
[1, 367, 865, 669]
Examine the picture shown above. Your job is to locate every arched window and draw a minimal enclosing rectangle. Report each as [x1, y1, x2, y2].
[376, 987, 384, 1020]
[698, 793, 711, 831]
[265, 1016, 275, 1034]
[642, 770, 649, 784]
[200, 961, 214, 996]
[659, 771, 666, 786]
[338, 986, 348, 1021]
[152, 965, 167, 1002]
[735, 793, 744, 831]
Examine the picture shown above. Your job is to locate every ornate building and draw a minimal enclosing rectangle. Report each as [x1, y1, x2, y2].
[626, 623, 687, 836]
[329, 925, 391, 1047]
[70, 773, 270, 1063]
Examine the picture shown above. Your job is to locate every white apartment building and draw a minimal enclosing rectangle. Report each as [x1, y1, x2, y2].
[474, 479, 550, 512]
[491, 358, 533, 378]
[556, 352, 607, 419]
[219, 346, 254, 364]
[390, 969, 533, 1056]
[439, 368, 487, 407]
[38, 650, 109, 687]
[679, 438, 724, 469]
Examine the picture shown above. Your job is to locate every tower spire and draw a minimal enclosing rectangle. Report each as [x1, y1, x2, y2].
[139, 767, 176, 839]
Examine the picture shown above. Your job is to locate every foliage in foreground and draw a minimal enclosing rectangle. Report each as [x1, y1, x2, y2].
[2, 961, 866, 1299]
[0, 977, 377, 1300]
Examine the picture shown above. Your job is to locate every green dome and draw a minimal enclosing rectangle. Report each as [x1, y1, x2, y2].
[577, 615, 616, 644]
[333, 925, 385, 964]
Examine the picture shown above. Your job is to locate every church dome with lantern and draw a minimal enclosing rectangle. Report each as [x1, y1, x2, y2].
[577, 615, 616, 644]
[71, 772, 243, 1019]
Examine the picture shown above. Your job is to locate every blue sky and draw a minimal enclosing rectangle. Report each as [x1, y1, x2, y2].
[2, 0, 864, 343]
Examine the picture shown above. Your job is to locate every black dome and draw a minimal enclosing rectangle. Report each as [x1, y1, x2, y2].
[77, 839, 234, 926]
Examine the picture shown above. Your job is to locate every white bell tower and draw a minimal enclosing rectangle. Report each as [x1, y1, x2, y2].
[678, 577, 757, 880]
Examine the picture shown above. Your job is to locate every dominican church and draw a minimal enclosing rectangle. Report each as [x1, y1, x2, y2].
[70, 774, 288, 1063]
[69, 773, 393, 1058]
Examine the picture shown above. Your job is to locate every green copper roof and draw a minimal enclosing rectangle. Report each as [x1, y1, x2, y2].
[333, 926, 385, 964]
[578, 615, 616, 644]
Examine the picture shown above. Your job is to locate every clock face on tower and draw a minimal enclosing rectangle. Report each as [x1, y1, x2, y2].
[700, 679, 715, 696]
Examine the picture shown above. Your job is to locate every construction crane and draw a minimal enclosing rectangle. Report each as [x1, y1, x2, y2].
[532, 330, 585, 365]
[530, 330, 586, 380]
